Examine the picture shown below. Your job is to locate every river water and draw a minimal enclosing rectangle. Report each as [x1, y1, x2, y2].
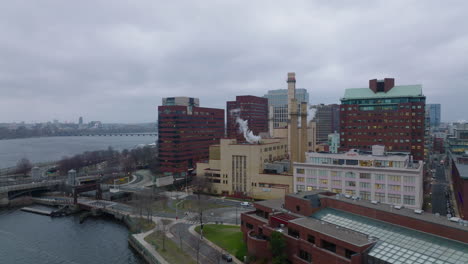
[0, 136, 156, 168]
[0, 207, 145, 264]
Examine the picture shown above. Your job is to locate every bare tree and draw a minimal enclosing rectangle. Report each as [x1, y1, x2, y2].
[158, 219, 172, 251]
[16, 158, 32, 176]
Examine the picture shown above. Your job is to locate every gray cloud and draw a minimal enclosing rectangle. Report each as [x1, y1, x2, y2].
[0, 0, 467, 123]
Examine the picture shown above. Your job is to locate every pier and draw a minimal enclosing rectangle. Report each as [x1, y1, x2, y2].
[21, 207, 53, 216]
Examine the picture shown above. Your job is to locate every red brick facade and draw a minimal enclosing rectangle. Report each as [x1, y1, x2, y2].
[226, 95, 268, 142]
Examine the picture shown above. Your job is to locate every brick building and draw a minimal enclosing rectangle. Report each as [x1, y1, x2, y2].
[241, 191, 468, 264]
[226, 95, 268, 141]
[158, 97, 224, 178]
[340, 78, 426, 160]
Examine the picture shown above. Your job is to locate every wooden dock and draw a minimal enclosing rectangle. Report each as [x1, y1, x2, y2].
[21, 207, 53, 216]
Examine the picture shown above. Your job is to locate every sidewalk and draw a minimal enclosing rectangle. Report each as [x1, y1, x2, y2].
[132, 226, 169, 264]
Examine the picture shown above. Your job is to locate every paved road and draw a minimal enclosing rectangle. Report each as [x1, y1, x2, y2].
[432, 164, 448, 215]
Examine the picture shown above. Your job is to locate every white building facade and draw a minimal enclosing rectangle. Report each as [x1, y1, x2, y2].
[293, 147, 424, 209]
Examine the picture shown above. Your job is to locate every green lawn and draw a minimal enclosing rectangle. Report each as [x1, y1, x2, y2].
[195, 224, 247, 261]
[144, 230, 196, 264]
[129, 217, 156, 233]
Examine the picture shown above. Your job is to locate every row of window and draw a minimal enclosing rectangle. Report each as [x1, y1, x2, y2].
[296, 171, 417, 183]
[295, 186, 416, 205]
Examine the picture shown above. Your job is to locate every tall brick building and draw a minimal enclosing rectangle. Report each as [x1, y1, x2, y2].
[158, 97, 224, 178]
[226, 95, 268, 141]
[340, 78, 426, 160]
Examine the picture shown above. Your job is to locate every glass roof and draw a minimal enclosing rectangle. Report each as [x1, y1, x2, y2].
[313, 208, 468, 264]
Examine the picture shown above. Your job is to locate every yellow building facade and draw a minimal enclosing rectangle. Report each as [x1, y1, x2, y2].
[196, 138, 293, 200]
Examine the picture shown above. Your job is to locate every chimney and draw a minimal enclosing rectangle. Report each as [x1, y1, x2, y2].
[384, 78, 395, 92]
[287, 72, 299, 172]
[300, 102, 308, 162]
[369, 79, 378, 93]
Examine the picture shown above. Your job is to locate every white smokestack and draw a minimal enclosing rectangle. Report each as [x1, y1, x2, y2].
[230, 108, 261, 144]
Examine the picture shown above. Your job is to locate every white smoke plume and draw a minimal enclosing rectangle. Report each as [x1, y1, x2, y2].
[236, 117, 261, 144]
[230, 108, 261, 144]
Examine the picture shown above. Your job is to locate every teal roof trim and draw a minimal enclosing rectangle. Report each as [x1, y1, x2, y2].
[342, 85, 424, 100]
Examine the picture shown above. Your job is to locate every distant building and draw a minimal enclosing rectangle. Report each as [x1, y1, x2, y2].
[447, 122, 468, 154]
[78, 116, 83, 125]
[340, 78, 426, 160]
[264, 88, 309, 128]
[427, 103, 441, 127]
[327, 132, 340, 153]
[158, 97, 224, 178]
[241, 190, 468, 264]
[226, 95, 268, 142]
[314, 104, 340, 143]
[196, 138, 292, 199]
[294, 146, 424, 209]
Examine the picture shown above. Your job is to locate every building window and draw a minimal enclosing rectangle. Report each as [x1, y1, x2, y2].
[404, 195, 415, 205]
[345, 249, 356, 259]
[318, 170, 327, 176]
[389, 185, 401, 191]
[306, 177, 317, 184]
[332, 180, 341, 186]
[296, 168, 305, 174]
[345, 172, 356, 178]
[375, 192, 386, 202]
[297, 177, 305, 183]
[359, 182, 371, 189]
[307, 235, 315, 244]
[345, 189, 356, 196]
[306, 169, 316, 176]
[345, 181, 356, 187]
[330, 171, 342, 177]
[297, 185, 305, 191]
[299, 250, 312, 262]
[288, 228, 300, 238]
[404, 186, 416, 192]
[388, 175, 401, 182]
[360, 191, 371, 200]
[296, 205, 301, 212]
[388, 194, 401, 204]
[322, 240, 336, 253]
[359, 173, 371, 179]
[246, 223, 253, 229]
[375, 183, 385, 190]
[375, 174, 385, 181]
[403, 176, 416, 184]
[319, 179, 328, 185]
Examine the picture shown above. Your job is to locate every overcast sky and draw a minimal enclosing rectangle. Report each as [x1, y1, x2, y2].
[1, 1, 467, 123]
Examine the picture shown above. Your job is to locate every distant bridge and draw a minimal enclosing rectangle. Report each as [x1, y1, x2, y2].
[57, 133, 157, 137]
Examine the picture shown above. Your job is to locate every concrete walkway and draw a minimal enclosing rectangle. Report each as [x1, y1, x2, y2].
[132, 224, 169, 264]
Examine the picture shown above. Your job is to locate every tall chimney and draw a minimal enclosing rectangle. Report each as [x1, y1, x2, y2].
[300, 102, 308, 162]
[287, 72, 299, 171]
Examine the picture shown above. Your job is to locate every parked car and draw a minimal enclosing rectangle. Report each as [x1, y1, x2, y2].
[222, 254, 233, 262]
[240, 201, 251, 207]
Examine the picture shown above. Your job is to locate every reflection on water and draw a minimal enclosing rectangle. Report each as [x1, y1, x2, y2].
[0, 207, 144, 264]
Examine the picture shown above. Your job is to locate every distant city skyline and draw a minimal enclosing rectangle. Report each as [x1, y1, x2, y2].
[0, 1, 466, 123]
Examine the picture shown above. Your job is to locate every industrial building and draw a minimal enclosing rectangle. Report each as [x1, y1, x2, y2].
[158, 97, 224, 178]
[293, 145, 424, 209]
[226, 95, 268, 142]
[340, 78, 426, 160]
[196, 138, 293, 199]
[241, 190, 468, 264]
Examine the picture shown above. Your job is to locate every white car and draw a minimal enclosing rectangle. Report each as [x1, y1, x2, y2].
[240, 202, 251, 207]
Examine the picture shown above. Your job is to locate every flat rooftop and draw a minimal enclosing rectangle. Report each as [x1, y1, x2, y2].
[322, 193, 468, 232]
[342, 85, 423, 100]
[313, 208, 468, 264]
[290, 217, 373, 246]
[452, 154, 468, 180]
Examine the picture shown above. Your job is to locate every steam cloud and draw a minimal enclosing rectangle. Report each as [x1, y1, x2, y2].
[230, 108, 261, 144]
